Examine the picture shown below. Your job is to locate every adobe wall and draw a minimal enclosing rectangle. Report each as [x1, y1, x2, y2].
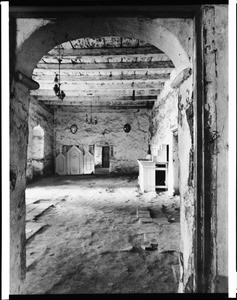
[149, 68, 195, 292]
[54, 107, 150, 174]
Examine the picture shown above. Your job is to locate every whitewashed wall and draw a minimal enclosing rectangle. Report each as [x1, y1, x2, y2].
[54, 107, 150, 173]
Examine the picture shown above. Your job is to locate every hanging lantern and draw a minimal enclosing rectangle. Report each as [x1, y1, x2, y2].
[85, 103, 98, 125]
[52, 46, 66, 101]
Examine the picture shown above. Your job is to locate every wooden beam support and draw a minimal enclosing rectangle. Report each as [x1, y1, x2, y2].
[48, 45, 163, 56]
[43, 102, 153, 109]
[33, 95, 157, 102]
[36, 60, 175, 70]
[33, 72, 171, 82]
[33, 68, 171, 76]
[39, 53, 170, 64]
[9, 5, 199, 19]
[36, 80, 165, 91]
[42, 100, 153, 106]
[31, 89, 160, 97]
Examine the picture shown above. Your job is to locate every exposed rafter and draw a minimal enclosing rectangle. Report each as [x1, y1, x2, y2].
[36, 80, 165, 91]
[36, 60, 174, 70]
[31, 88, 161, 97]
[43, 101, 154, 108]
[33, 95, 157, 102]
[31, 36, 175, 108]
[43, 99, 154, 105]
[33, 72, 170, 83]
[39, 53, 169, 64]
[48, 45, 163, 56]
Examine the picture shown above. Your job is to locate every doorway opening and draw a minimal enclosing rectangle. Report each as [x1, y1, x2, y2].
[26, 125, 45, 182]
[94, 143, 110, 175]
[10, 13, 205, 295]
[23, 32, 188, 293]
[172, 130, 180, 196]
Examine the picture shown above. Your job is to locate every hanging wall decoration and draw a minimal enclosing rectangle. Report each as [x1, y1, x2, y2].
[70, 124, 78, 134]
[123, 123, 131, 133]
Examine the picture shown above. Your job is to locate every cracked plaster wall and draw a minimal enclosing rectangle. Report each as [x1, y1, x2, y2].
[54, 107, 149, 173]
[202, 5, 228, 292]
[149, 83, 179, 196]
[215, 5, 228, 285]
[149, 6, 228, 293]
[149, 70, 194, 292]
[177, 76, 194, 293]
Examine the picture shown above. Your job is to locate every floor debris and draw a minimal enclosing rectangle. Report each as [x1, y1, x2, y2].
[23, 175, 180, 294]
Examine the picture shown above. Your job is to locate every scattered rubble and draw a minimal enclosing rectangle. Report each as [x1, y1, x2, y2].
[24, 175, 180, 294]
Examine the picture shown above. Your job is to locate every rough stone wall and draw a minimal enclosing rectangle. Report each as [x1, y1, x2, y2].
[26, 97, 54, 182]
[10, 82, 30, 294]
[54, 107, 149, 173]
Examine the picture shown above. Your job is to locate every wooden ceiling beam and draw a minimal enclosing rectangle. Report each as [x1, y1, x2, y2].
[39, 53, 169, 64]
[36, 60, 175, 70]
[33, 95, 157, 102]
[37, 80, 165, 90]
[47, 46, 163, 56]
[31, 88, 160, 97]
[33, 68, 172, 76]
[33, 72, 170, 82]
[48, 104, 152, 109]
[43, 102, 154, 108]
[42, 100, 153, 106]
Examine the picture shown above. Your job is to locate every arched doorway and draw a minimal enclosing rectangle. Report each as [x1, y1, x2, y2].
[11, 16, 197, 294]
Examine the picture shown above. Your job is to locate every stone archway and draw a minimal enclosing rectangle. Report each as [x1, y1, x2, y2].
[11, 16, 194, 294]
[16, 17, 191, 77]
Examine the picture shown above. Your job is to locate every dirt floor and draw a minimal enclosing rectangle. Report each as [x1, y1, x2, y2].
[23, 174, 180, 294]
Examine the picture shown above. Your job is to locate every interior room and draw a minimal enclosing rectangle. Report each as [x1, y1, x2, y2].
[9, 4, 228, 295]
